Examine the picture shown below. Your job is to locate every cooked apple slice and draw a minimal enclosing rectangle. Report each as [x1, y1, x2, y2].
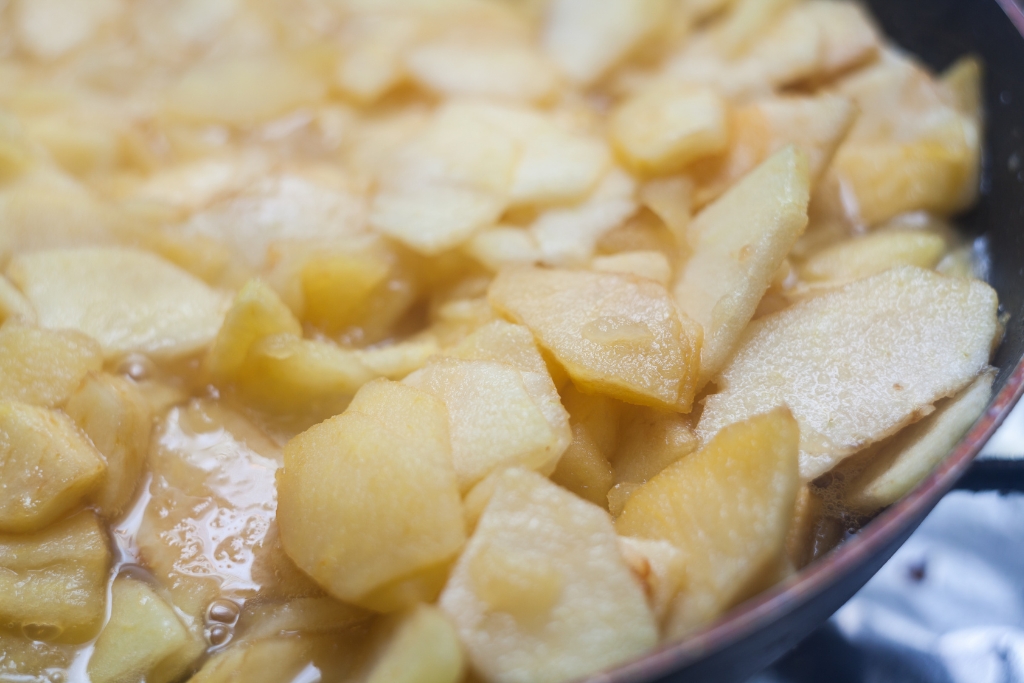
[65, 373, 152, 518]
[7, 247, 229, 360]
[675, 146, 810, 387]
[613, 406, 699, 486]
[440, 468, 657, 682]
[0, 401, 105, 533]
[698, 267, 1000, 481]
[490, 267, 702, 411]
[542, 0, 668, 85]
[618, 536, 686, 625]
[798, 231, 947, 284]
[550, 385, 621, 506]
[610, 84, 730, 175]
[592, 251, 673, 286]
[87, 576, 203, 683]
[405, 357, 569, 491]
[0, 511, 111, 643]
[187, 635, 360, 683]
[617, 409, 800, 637]
[278, 380, 464, 609]
[846, 369, 995, 512]
[0, 321, 101, 408]
[365, 605, 465, 683]
[207, 279, 302, 383]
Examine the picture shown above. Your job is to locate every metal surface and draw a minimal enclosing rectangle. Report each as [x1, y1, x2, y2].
[589, 0, 1024, 681]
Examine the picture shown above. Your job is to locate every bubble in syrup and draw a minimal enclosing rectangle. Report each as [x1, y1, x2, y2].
[207, 598, 240, 625]
[22, 623, 62, 642]
[117, 354, 155, 381]
[207, 623, 233, 647]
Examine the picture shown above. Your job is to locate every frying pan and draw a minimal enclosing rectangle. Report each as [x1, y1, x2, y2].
[595, 1, 1024, 681]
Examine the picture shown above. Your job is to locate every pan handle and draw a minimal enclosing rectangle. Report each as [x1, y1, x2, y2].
[955, 453, 1024, 492]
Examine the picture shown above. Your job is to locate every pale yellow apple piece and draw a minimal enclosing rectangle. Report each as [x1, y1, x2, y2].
[0, 401, 105, 533]
[64, 373, 152, 518]
[640, 176, 692, 243]
[0, 275, 35, 324]
[7, 247, 229, 361]
[236, 597, 371, 643]
[549, 385, 621, 507]
[405, 358, 568, 491]
[278, 380, 464, 607]
[164, 54, 327, 126]
[370, 184, 506, 256]
[613, 407, 699, 486]
[698, 267, 1000, 481]
[334, 12, 421, 103]
[465, 226, 542, 272]
[0, 112, 35, 184]
[542, 0, 669, 85]
[440, 468, 657, 683]
[846, 369, 995, 512]
[798, 231, 947, 283]
[232, 334, 376, 418]
[801, 1, 880, 78]
[365, 605, 465, 683]
[407, 38, 560, 103]
[617, 409, 800, 637]
[354, 335, 441, 380]
[187, 636, 352, 683]
[618, 536, 686, 624]
[12, 0, 121, 60]
[87, 576, 201, 683]
[690, 94, 854, 208]
[0, 322, 101, 408]
[592, 251, 672, 286]
[207, 279, 302, 382]
[529, 168, 638, 267]
[712, 0, 800, 57]
[610, 85, 729, 175]
[490, 267, 701, 411]
[0, 511, 111, 643]
[675, 146, 811, 387]
[510, 129, 611, 207]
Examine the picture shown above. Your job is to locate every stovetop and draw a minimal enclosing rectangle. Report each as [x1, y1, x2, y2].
[750, 400, 1024, 683]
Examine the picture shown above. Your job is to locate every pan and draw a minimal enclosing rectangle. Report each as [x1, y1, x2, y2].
[594, 0, 1024, 681]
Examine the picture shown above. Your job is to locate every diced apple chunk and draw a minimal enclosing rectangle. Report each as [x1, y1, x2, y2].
[164, 54, 327, 126]
[87, 576, 201, 683]
[610, 85, 730, 175]
[232, 334, 376, 419]
[405, 357, 569, 491]
[64, 373, 153, 518]
[0, 401, 105, 533]
[798, 231, 947, 284]
[675, 146, 810, 387]
[440, 468, 657, 683]
[542, 0, 668, 85]
[365, 605, 465, 683]
[698, 267, 1000, 481]
[407, 38, 560, 103]
[0, 511, 111, 643]
[617, 409, 800, 637]
[510, 129, 611, 207]
[846, 370, 995, 512]
[12, 0, 121, 60]
[7, 247, 229, 361]
[490, 267, 702, 411]
[278, 380, 465, 609]
[0, 322, 101, 408]
[207, 279, 303, 383]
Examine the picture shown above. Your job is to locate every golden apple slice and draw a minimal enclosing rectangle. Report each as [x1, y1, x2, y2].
[278, 380, 464, 609]
[7, 247, 229, 361]
[617, 409, 800, 637]
[0, 511, 111, 643]
[87, 576, 202, 683]
[698, 267, 1000, 481]
[365, 605, 465, 683]
[440, 468, 657, 683]
[798, 231, 947, 284]
[64, 373, 152, 518]
[0, 401, 105, 533]
[0, 322, 101, 408]
[675, 146, 810, 387]
[490, 267, 701, 411]
[846, 369, 995, 512]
